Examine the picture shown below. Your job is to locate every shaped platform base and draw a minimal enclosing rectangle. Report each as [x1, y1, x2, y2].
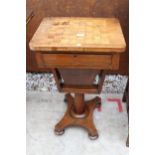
[54, 93, 101, 140]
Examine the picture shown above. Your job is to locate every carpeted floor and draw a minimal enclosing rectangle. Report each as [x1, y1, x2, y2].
[26, 91, 129, 155]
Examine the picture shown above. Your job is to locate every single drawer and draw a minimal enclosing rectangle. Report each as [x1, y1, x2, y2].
[35, 53, 119, 70]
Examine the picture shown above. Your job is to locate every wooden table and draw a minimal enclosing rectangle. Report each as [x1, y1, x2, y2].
[29, 17, 126, 140]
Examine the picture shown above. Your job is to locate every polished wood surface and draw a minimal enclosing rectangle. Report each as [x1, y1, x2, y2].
[55, 93, 101, 139]
[29, 17, 126, 53]
[35, 53, 119, 70]
[59, 69, 100, 85]
[74, 94, 85, 114]
[52, 69, 106, 94]
[26, 0, 129, 74]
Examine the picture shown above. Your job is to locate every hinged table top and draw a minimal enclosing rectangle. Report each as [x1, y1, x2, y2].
[29, 17, 126, 53]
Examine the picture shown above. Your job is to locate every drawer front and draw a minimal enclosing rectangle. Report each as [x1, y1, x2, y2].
[35, 53, 119, 70]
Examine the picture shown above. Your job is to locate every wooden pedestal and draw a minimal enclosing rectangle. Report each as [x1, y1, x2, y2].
[52, 68, 104, 139]
[54, 93, 101, 140]
[29, 17, 126, 140]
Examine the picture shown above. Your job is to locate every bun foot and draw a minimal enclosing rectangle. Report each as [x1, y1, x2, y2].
[88, 133, 99, 140]
[54, 129, 65, 135]
[54, 93, 101, 140]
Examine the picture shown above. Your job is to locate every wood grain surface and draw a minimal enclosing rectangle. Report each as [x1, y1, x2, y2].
[35, 53, 114, 69]
[29, 17, 126, 53]
[26, 0, 128, 74]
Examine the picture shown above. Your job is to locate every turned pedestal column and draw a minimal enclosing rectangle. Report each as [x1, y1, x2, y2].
[74, 93, 85, 114]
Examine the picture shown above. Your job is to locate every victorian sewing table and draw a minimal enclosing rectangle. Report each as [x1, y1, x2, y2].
[29, 17, 126, 140]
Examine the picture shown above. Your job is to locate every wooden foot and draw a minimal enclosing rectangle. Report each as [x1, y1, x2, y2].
[54, 93, 101, 140]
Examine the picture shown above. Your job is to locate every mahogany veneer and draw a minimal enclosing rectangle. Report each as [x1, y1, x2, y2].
[29, 17, 126, 140]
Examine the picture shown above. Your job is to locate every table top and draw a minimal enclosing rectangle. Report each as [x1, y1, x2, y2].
[29, 17, 126, 53]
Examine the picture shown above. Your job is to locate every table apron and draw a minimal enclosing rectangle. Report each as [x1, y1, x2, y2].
[35, 53, 120, 70]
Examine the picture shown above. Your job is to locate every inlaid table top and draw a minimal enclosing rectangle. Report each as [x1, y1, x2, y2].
[29, 17, 126, 53]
